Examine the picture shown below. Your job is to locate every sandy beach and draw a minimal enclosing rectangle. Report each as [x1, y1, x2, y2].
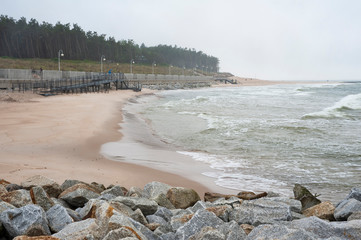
[0, 90, 215, 196]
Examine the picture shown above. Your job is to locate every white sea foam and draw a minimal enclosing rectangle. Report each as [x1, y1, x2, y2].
[303, 92, 361, 119]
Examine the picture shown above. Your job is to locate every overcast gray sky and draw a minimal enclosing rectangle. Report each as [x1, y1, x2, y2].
[2, 0, 361, 80]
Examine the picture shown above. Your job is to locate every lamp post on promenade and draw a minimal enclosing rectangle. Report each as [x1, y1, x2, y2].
[130, 59, 135, 73]
[100, 55, 106, 73]
[58, 50, 64, 71]
[152, 62, 156, 74]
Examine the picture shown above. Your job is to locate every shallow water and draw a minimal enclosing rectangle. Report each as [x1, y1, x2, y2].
[126, 83, 361, 203]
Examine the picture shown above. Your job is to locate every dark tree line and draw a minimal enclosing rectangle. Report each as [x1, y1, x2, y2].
[0, 15, 219, 72]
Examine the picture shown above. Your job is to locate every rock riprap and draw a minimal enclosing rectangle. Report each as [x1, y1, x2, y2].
[0, 176, 360, 239]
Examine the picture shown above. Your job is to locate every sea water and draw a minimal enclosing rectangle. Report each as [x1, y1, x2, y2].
[130, 82, 361, 203]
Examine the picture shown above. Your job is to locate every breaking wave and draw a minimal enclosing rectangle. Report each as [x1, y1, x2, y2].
[302, 93, 361, 119]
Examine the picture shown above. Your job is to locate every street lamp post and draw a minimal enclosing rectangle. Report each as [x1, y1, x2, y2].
[130, 59, 135, 73]
[152, 62, 156, 74]
[100, 55, 106, 73]
[58, 50, 64, 71]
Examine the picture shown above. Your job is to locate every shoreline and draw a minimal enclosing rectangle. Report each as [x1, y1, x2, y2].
[0, 79, 335, 198]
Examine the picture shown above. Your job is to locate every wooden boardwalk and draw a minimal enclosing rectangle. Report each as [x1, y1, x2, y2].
[0, 73, 141, 95]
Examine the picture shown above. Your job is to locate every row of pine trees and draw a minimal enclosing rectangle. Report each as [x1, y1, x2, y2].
[0, 15, 219, 72]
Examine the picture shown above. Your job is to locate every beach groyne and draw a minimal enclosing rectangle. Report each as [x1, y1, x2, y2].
[1, 175, 360, 239]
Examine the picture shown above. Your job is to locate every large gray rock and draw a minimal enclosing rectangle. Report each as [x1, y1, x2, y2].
[229, 198, 292, 226]
[345, 187, 361, 202]
[334, 198, 361, 221]
[167, 187, 201, 209]
[143, 181, 172, 199]
[293, 184, 321, 211]
[0, 189, 32, 207]
[246, 224, 317, 240]
[290, 216, 361, 239]
[46, 204, 74, 232]
[0, 204, 51, 238]
[175, 209, 224, 239]
[113, 196, 158, 216]
[30, 186, 55, 211]
[52, 218, 100, 240]
[21, 175, 62, 198]
[59, 183, 100, 207]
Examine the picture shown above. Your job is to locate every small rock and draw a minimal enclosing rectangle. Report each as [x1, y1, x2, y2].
[113, 196, 158, 216]
[145, 222, 161, 231]
[247, 224, 317, 240]
[101, 185, 124, 197]
[345, 187, 361, 202]
[109, 200, 134, 217]
[59, 183, 100, 207]
[146, 214, 168, 225]
[175, 209, 224, 239]
[0, 179, 11, 187]
[189, 226, 225, 240]
[5, 183, 22, 192]
[0, 201, 15, 214]
[52, 218, 100, 240]
[60, 179, 84, 191]
[154, 206, 173, 222]
[237, 191, 268, 200]
[46, 204, 74, 233]
[90, 182, 106, 193]
[0, 204, 51, 238]
[21, 175, 61, 198]
[0, 185, 8, 198]
[302, 201, 335, 220]
[334, 198, 361, 221]
[1, 189, 32, 207]
[348, 211, 361, 221]
[143, 181, 172, 199]
[13, 236, 61, 240]
[30, 186, 55, 211]
[219, 221, 247, 240]
[204, 192, 239, 202]
[167, 187, 200, 209]
[206, 205, 231, 222]
[293, 184, 321, 211]
[240, 223, 254, 235]
[103, 227, 142, 240]
[130, 208, 148, 225]
[152, 192, 175, 209]
[126, 186, 144, 197]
